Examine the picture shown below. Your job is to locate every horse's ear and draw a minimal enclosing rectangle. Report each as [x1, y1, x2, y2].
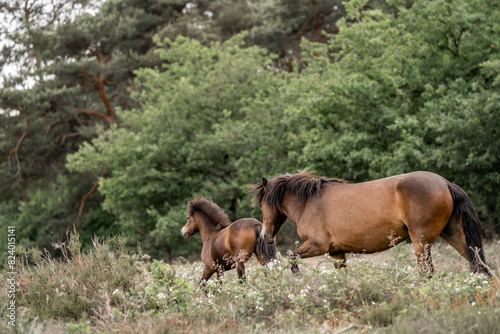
[262, 177, 268, 187]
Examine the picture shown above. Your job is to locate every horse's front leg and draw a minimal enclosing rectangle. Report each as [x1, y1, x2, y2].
[329, 243, 347, 269]
[290, 239, 323, 275]
[330, 254, 347, 269]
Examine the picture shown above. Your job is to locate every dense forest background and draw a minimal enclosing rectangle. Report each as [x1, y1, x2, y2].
[1, 0, 499, 260]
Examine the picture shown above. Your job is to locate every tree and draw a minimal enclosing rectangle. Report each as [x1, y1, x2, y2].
[0, 0, 353, 253]
[0, 0, 201, 251]
[292, 0, 500, 235]
[67, 34, 298, 257]
[4, 0, 500, 257]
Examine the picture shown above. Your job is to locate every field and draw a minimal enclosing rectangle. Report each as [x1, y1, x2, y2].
[1, 234, 499, 333]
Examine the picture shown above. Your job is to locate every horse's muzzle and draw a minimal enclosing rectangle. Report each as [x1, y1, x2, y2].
[260, 226, 275, 244]
[180, 227, 189, 239]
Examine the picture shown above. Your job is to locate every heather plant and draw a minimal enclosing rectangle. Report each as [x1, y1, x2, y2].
[0, 230, 151, 331]
[0, 239, 498, 333]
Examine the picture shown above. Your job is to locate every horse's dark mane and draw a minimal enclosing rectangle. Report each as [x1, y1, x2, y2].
[187, 197, 232, 229]
[251, 172, 346, 211]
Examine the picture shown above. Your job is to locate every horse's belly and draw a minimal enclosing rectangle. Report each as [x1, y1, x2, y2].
[332, 219, 409, 254]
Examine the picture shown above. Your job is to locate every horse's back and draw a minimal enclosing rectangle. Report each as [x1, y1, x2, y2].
[393, 171, 450, 191]
[341, 171, 451, 203]
[349, 171, 453, 223]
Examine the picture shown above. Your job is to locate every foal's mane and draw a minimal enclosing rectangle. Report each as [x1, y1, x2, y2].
[187, 198, 232, 229]
[251, 172, 346, 211]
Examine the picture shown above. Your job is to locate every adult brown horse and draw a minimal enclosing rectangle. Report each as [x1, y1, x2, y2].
[252, 171, 490, 276]
[181, 198, 277, 285]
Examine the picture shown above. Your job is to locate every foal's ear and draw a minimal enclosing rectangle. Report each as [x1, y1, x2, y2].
[262, 177, 268, 187]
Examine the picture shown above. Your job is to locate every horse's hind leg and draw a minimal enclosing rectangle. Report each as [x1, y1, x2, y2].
[406, 194, 452, 276]
[289, 254, 300, 275]
[409, 230, 438, 276]
[236, 263, 246, 282]
[439, 215, 469, 261]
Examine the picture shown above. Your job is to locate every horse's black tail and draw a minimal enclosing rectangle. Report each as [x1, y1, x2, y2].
[254, 225, 277, 265]
[447, 182, 490, 275]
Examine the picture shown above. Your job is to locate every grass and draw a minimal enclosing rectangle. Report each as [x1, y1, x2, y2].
[0, 233, 499, 333]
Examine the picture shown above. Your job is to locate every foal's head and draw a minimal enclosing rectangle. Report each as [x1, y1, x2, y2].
[181, 198, 231, 239]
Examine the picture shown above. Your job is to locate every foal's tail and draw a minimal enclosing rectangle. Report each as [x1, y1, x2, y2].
[447, 182, 490, 275]
[254, 225, 277, 265]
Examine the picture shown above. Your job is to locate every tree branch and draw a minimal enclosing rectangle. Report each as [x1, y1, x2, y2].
[8, 119, 29, 178]
[87, 48, 104, 65]
[44, 121, 58, 141]
[93, 74, 116, 120]
[54, 132, 80, 145]
[76, 177, 100, 228]
[311, 0, 323, 42]
[77, 109, 113, 126]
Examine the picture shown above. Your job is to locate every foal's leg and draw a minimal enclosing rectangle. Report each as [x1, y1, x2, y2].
[199, 266, 216, 293]
[200, 266, 215, 284]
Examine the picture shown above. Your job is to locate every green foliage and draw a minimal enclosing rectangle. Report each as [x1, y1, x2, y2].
[145, 259, 194, 309]
[0, 174, 118, 259]
[66, 320, 91, 334]
[287, 0, 500, 235]
[66, 0, 500, 257]
[2, 0, 500, 270]
[68, 33, 297, 257]
[0, 0, 195, 256]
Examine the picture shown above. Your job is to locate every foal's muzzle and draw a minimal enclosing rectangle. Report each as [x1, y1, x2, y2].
[180, 227, 190, 239]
